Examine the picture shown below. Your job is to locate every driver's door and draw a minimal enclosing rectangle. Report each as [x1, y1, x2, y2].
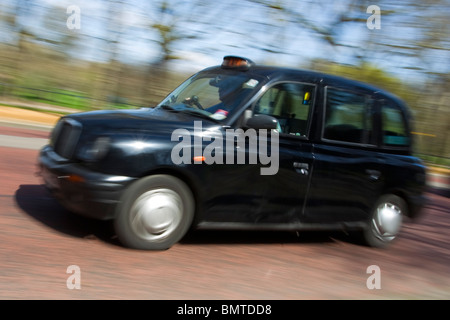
[202, 82, 316, 224]
[246, 82, 316, 223]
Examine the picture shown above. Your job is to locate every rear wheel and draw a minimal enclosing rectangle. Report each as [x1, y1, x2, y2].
[114, 175, 194, 250]
[362, 194, 407, 248]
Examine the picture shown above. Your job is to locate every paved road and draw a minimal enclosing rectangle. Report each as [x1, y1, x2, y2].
[0, 125, 449, 300]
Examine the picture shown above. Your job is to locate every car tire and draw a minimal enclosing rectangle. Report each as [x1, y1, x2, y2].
[114, 174, 194, 250]
[362, 194, 407, 249]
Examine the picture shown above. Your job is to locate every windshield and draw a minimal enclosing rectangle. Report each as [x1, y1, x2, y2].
[157, 71, 262, 121]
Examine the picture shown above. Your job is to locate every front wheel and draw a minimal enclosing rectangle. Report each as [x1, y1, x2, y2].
[362, 194, 407, 248]
[114, 175, 194, 250]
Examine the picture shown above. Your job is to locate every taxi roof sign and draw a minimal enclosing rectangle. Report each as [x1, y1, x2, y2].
[221, 56, 255, 70]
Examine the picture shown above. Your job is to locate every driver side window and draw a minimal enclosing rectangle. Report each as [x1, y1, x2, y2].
[253, 82, 314, 137]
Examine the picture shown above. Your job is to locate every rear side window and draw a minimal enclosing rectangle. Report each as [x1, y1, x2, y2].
[381, 101, 409, 147]
[323, 87, 373, 144]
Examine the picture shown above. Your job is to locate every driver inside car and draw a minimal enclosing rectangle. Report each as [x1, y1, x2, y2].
[207, 75, 250, 119]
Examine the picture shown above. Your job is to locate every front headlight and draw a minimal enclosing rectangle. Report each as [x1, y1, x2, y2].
[78, 136, 111, 162]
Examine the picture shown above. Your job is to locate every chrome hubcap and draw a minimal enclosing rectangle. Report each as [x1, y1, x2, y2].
[130, 188, 183, 241]
[372, 202, 402, 242]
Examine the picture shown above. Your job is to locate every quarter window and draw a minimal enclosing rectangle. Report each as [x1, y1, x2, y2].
[323, 87, 373, 144]
[253, 82, 314, 137]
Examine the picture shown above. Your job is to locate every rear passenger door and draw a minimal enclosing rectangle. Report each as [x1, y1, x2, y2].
[304, 86, 384, 223]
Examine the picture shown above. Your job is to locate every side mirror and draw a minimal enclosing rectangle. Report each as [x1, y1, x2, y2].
[245, 114, 278, 130]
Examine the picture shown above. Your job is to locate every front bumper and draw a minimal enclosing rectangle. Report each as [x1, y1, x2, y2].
[38, 145, 136, 220]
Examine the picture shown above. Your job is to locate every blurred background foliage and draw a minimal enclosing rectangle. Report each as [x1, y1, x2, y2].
[0, 0, 448, 164]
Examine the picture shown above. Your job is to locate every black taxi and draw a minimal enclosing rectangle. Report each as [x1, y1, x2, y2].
[38, 56, 427, 250]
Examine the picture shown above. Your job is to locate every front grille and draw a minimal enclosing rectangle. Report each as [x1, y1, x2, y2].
[52, 118, 82, 159]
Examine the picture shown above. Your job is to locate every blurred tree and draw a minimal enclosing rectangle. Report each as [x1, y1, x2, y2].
[0, 0, 37, 91]
[101, 0, 126, 108]
[41, 5, 81, 62]
[147, 0, 211, 64]
[138, 0, 212, 106]
[256, 0, 449, 158]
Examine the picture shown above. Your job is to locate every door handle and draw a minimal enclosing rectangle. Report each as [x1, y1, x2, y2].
[366, 169, 381, 181]
[294, 162, 309, 175]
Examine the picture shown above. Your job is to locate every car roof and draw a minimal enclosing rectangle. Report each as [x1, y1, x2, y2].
[201, 64, 406, 107]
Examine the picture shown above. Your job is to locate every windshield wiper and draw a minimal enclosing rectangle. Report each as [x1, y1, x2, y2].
[159, 104, 179, 112]
[180, 109, 220, 123]
[159, 105, 220, 123]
